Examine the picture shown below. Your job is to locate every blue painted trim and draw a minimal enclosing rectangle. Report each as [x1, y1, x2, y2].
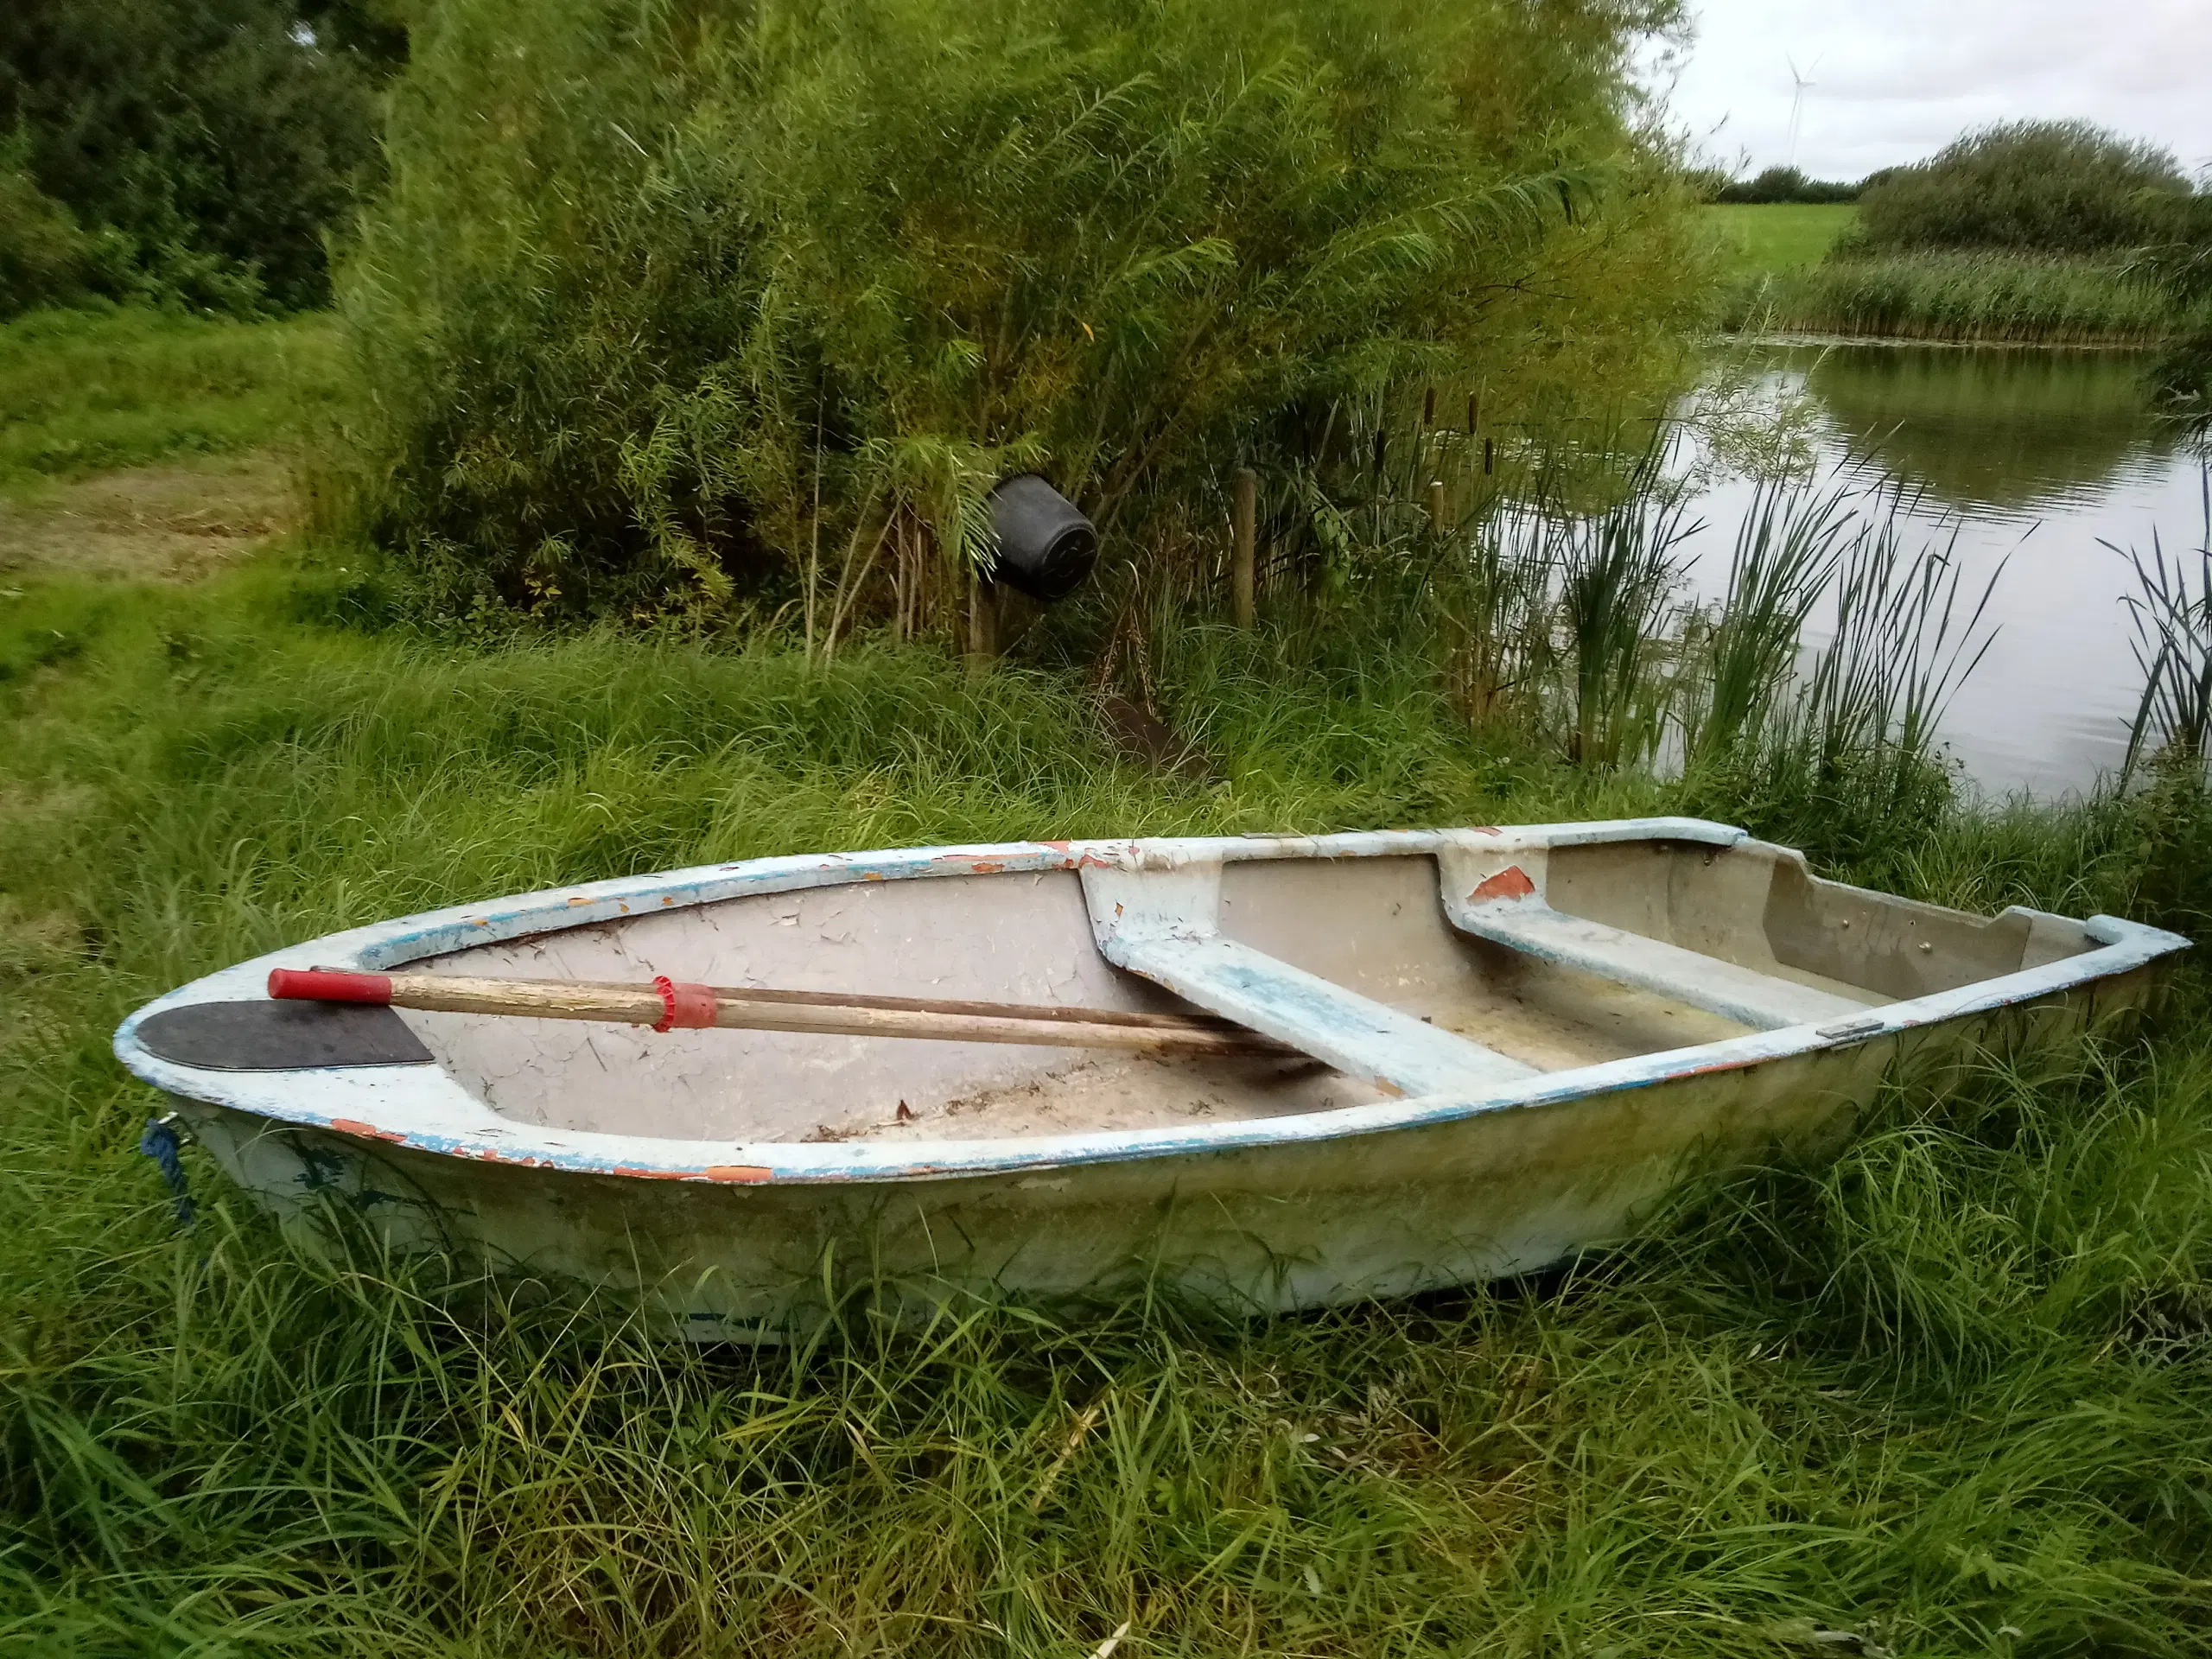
[111, 821, 2190, 1187]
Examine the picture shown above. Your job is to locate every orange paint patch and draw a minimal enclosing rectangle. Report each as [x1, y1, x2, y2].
[704, 1164, 773, 1184]
[969, 860, 1006, 874]
[1469, 866, 1536, 903]
[328, 1118, 405, 1143]
[613, 1165, 691, 1180]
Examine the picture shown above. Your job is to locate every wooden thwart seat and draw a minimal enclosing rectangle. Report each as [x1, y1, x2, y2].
[1443, 887, 1870, 1031]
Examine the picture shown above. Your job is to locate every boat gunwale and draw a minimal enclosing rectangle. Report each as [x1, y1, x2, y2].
[111, 818, 2191, 1185]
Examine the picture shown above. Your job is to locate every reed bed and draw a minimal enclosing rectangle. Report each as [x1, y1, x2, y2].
[1725, 253, 2200, 346]
[2116, 467, 2212, 779]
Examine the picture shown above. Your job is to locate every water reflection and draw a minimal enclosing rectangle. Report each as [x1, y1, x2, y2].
[1680, 343, 2206, 798]
[1801, 346, 2182, 518]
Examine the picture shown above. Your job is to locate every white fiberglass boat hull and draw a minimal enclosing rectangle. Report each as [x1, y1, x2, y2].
[114, 820, 2186, 1332]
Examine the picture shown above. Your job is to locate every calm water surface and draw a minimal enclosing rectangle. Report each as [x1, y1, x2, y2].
[1675, 344, 2208, 798]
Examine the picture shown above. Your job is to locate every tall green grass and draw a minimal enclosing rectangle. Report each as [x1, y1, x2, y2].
[1726, 252, 2199, 346]
[2117, 468, 2212, 780]
[4, 550, 2212, 1652]
[1681, 480, 1852, 765]
[0, 306, 342, 496]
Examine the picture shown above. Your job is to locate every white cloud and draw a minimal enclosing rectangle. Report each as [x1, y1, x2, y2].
[1660, 0, 2212, 181]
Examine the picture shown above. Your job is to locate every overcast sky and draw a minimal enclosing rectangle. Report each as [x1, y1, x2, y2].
[1659, 0, 2212, 183]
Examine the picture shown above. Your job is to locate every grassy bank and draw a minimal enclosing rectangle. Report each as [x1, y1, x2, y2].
[7, 294, 2212, 1652]
[0, 306, 340, 499]
[5, 546, 2212, 1653]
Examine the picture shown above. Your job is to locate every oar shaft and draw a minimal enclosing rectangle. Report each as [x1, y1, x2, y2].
[267, 968, 1291, 1057]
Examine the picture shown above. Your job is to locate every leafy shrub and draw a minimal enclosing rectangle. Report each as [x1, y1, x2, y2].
[336, 0, 1711, 621]
[0, 144, 92, 318]
[1715, 165, 1858, 206]
[2143, 194, 2212, 421]
[1854, 120, 2191, 257]
[0, 0, 394, 314]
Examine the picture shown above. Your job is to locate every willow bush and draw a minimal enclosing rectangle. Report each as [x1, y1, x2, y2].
[1853, 121, 2191, 259]
[335, 0, 1709, 625]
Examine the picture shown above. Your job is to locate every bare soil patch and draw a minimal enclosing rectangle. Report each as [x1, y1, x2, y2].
[0, 453, 295, 582]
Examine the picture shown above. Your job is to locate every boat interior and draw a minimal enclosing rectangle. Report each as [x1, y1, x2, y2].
[396, 836, 2101, 1144]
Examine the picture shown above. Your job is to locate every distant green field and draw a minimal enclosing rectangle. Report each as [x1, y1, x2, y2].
[1707, 203, 1858, 275]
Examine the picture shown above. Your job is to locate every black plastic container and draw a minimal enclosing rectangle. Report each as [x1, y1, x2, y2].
[986, 474, 1097, 602]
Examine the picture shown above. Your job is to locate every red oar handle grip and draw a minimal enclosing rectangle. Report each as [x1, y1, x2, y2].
[269, 967, 394, 1004]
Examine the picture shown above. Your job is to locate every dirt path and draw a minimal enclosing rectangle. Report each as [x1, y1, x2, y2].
[0, 452, 296, 582]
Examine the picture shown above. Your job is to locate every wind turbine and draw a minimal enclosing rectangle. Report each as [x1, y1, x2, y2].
[1784, 54, 1823, 171]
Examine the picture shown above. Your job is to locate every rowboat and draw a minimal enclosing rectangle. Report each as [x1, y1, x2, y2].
[114, 818, 2186, 1336]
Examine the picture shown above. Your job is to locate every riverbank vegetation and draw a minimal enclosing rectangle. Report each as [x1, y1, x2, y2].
[1725, 121, 2211, 349]
[1725, 251, 2196, 346]
[6, 297, 2212, 1649]
[8, 4, 2212, 1649]
[333, 0, 1712, 626]
[6, 527, 2212, 1654]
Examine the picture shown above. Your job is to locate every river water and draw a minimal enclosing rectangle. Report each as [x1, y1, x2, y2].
[1674, 343, 2208, 799]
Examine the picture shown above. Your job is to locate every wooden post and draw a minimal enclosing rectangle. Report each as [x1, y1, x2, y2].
[1231, 466, 1257, 630]
[966, 570, 997, 674]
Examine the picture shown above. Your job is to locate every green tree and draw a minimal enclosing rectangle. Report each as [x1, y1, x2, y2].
[1716, 166, 1857, 205]
[0, 140, 94, 315]
[0, 0, 397, 315]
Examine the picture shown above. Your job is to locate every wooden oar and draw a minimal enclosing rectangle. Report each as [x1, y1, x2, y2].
[266, 968, 1297, 1058]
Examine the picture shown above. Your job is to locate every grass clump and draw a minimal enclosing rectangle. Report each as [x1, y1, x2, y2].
[4, 550, 2212, 1652]
[0, 305, 341, 496]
